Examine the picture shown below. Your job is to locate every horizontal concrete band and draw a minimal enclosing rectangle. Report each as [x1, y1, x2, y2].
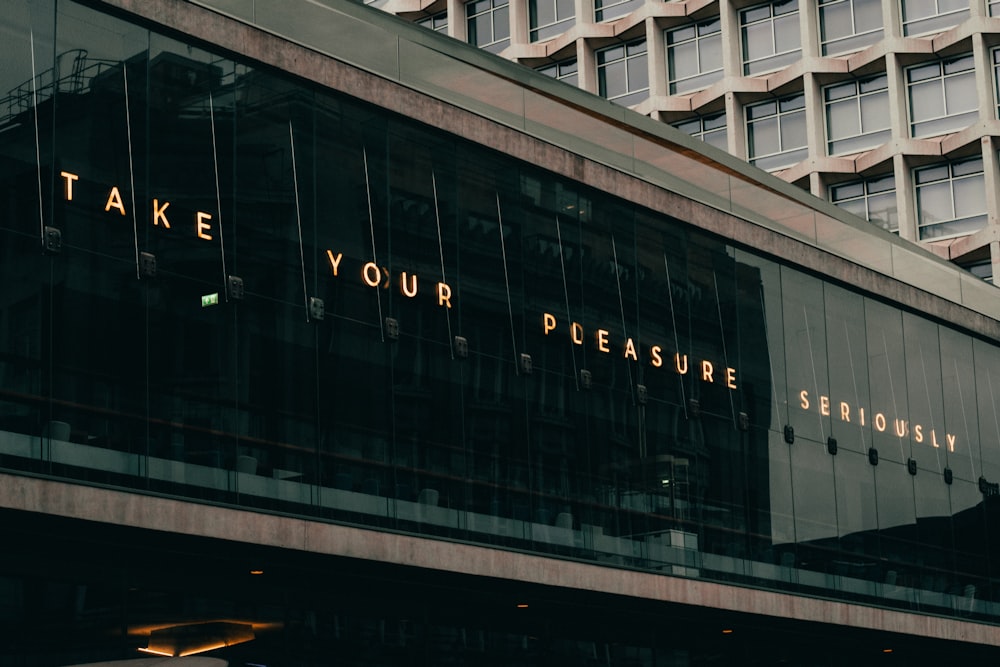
[94, 0, 1000, 341]
[2, 472, 998, 647]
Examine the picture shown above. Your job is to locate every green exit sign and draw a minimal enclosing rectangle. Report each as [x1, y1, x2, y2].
[201, 293, 219, 307]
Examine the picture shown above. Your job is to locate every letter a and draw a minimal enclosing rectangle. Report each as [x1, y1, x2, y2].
[105, 187, 126, 215]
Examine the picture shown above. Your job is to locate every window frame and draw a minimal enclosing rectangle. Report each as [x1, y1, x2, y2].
[416, 10, 449, 33]
[829, 174, 898, 233]
[594, 0, 642, 22]
[901, 0, 969, 36]
[666, 17, 723, 95]
[466, 0, 510, 53]
[745, 93, 808, 171]
[739, 0, 802, 76]
[823, 74, 890, 156]
[671, 112, 727, 151]
[529, 0, 575, 42]
[818, 0, 883, 56]
[906, 54, 977, 139]
[536, 58, 579, 87]
[596, 39, 650, 107]
[913, 157, 987, 240]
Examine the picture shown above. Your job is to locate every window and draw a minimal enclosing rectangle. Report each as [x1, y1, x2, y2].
[537, 59, 579, 87]
[666, 18, 723, 94]
[818, 0, 883, 56]
[914, 157, 987, 240]
[901, 0, 968, 36]
[530, 0, 574, 42]
[830, 175, 897, 233]
[740, 0, 801, 76]
[597, 40, 649, 107]
[746, 94, 807, 171]
[467, 0, 510, 53]
[594, 0, 642, 22]
[994, 48, 1000, 119]
[991, 0, 1000, 17]
[960, 258, 993, 283]
[907, 55, 976, 138]
[672, 112, 727, 151]
[824, 75, 890, 155]
[417, 11, 448, 33]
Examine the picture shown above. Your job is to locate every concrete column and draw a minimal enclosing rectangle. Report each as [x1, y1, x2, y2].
[981, 136, 1000, 227]
[894, 153, 917, 241]
[882, 0, 902, 38]
[809, 171, 825, 199]
[719, 0, 742, 77]
[575, 0, 594, 27]
[577, 38, 598, 95]
[448, 0, 467, 40]
[973, 32, 993, 122]
[726, 91, 747, 160]
[798, 0, 820, 58]
[990, 239, 1000, 285]
[647, 16, 668, 99]
[884, 52, 909, 141]
[510, 0, 529, 47]
[803, 72, 825, 165]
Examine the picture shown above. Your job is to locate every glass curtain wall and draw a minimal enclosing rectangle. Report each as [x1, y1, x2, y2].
[2, 0, 1000, 624]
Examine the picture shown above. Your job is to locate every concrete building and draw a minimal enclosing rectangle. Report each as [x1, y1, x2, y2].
[373, 0, 1000, 282]
[3, 0, 1000, 664]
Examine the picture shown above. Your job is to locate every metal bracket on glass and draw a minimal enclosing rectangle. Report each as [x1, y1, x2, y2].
[868, 447, 879, 466]
[579, 369, 592, 390]
[826, 437, 837, 455]
[139, 251, 157, 279]
[519, 353, 533, 375]
[738, 412, 749, 431]
[636, 384, 647, 405]
[227, 275, 244, 301]
[453, 335, 468, 358]
[385, 317, 399, 340]
[783, 425, 794, 444]
[308, 296, 325, 321]
[43, 226, 62, 255]
[907, 458, 917, 475]
[688, 398, 700, 418]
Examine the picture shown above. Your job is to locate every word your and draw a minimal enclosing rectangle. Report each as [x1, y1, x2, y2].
[325, 251, 453, 308]
[798, 390, 957, 451]
[542, 313, 737, 390]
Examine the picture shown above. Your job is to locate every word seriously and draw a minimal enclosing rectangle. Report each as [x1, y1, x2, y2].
[798, 390, 957, 451]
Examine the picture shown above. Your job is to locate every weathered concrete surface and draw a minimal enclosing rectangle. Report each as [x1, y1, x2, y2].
[2, 473, 999, 647]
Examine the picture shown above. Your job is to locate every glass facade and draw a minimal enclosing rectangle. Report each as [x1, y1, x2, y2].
[4, 0, 1000, 644]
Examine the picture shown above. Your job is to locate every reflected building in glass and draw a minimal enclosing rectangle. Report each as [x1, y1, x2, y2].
[377, 0, 1000, 282]
[2, 0, 1000, 664]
